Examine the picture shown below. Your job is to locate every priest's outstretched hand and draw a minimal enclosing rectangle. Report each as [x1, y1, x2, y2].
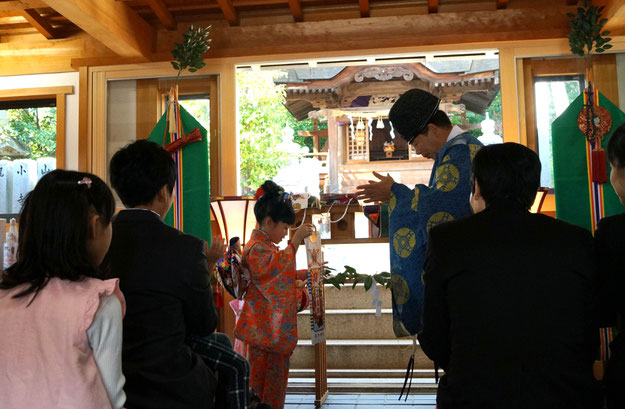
[355, 171, 395, 204]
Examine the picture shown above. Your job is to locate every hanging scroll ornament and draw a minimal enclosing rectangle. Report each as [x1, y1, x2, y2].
[577, 86, 612, 184]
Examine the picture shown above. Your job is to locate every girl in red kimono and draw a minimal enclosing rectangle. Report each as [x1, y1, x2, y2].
[234, 180, 314, 409]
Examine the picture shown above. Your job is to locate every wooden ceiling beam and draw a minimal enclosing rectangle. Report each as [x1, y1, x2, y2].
[359, 0, 369, 18]
[42, 0, 154, 59]
[287, 0, 303, 22]
[20, 8, 58, 39]
[215, 0, 239, 26]
[600, 0, 625, 36]
[428, 0, 438, 13]
[0, 1, 47, 11]
[496, 0, 508, 9]
[566, 0, 578, 5]
[146, 0, 176, 30]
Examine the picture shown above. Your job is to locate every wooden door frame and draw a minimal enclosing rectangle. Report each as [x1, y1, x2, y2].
[522, 55, 618, 153]
[135, 76, 221, 196]
[82, 63, 227, 197]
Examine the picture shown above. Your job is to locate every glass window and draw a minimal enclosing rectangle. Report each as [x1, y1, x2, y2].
[0, 99, 57, 215]
[534, 75, 584, 187]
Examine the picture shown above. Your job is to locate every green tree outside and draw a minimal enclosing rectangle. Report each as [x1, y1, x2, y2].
[0, 108, 56, 159]
[449, 91, 502, 138]
[238, 70, 320, 194]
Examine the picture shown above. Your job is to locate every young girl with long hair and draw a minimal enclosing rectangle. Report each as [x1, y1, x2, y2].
[0, 169, 125, 409]
[234, 180, 315, 409]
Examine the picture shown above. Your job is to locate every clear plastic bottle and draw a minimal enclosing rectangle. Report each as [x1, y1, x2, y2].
[3, 218, 18, 270]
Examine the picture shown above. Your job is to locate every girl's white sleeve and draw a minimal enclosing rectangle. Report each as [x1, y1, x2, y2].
[86, 294, 126, 409]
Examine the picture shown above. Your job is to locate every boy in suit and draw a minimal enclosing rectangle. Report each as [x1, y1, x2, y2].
[104, 140, 250, 409]
[419, 143, 597, 409]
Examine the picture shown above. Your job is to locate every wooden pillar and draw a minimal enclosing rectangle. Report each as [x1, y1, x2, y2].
[220, 63, 238, 196]
[327, 114, 339, 193]
[314, 341, 328, 407]
[499, 47, 520, 143]
[312, 119, 321, 158]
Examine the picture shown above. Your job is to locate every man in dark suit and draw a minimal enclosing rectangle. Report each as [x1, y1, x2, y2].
[595, 121, 625, 409]
[103, 140, 249, 409]
[419, 143, 597, 409]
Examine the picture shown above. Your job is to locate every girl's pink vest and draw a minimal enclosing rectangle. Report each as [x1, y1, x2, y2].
[0, 277, 125, 409]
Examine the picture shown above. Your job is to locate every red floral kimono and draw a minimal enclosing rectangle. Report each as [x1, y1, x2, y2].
[234, 229, 304, 409]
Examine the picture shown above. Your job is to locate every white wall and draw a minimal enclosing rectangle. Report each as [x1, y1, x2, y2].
[0, 72, 80, 170]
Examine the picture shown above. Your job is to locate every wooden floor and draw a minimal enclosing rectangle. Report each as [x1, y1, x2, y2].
[285, 393, 436, 408]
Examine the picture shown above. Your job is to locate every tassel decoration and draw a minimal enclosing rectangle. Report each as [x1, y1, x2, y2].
[399, 335, 418, 401]
[592, 148, 608, 184]
[164, 127, 203, 153]
[214, 291, 224, 308]
[399, 353, 414, 401]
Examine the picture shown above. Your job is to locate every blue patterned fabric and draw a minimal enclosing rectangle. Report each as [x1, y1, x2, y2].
[389, 132, 482, 336]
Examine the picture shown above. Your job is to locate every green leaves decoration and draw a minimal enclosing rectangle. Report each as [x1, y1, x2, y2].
[322, 265, 391, 291]
[171, 24, 212, 82]
[567, 0, 612, 57]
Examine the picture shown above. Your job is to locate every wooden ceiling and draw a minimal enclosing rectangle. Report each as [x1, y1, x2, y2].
[0, 0, 583, 35]
[2, 0, 625, 75]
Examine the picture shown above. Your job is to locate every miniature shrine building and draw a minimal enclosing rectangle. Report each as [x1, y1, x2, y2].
[275, 60, 500, 192]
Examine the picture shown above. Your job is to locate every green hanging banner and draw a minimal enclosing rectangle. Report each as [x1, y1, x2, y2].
[147, 99, 211, 244]
[552, 90, 624, 232]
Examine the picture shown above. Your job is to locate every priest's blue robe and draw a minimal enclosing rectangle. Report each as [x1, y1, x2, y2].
[389, 132, 482, 336]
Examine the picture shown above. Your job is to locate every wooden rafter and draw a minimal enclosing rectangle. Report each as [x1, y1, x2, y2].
[601, 0, 625, 36]
[287, 0, 303, 22]
[43, 0, 154, 59]
[428, 0, 438, 13]
[496, 0, 508, 9]
[0, 1, 47, 11]
[146, 0, 176, 30]
[20, 8, 58, 38]
[359, 0, 369, 18]
[567, 0, 578, 4]
[215, 0, 239, 26]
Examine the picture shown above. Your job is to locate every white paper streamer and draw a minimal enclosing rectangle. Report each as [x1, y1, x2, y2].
[369, 281, 383, 318]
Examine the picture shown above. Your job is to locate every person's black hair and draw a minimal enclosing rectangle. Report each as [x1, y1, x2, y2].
[109, 139, 176, 208]
[229, 237, 240, 247]
[0, 169, 115, 300]
[253, 180, 295, 225]
[607, 121, 625, 169]
[471, 143, 541, 210]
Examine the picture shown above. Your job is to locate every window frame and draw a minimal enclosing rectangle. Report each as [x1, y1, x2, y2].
[0, 86, 72, 170]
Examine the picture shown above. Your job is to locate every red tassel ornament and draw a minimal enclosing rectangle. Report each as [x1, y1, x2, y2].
[164, 127, 203, 153]
[214, 291, 224, 308]
[592, 148, 608, 184]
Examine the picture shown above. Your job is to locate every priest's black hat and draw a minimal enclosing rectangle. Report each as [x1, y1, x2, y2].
[389, 89, 441, 144]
